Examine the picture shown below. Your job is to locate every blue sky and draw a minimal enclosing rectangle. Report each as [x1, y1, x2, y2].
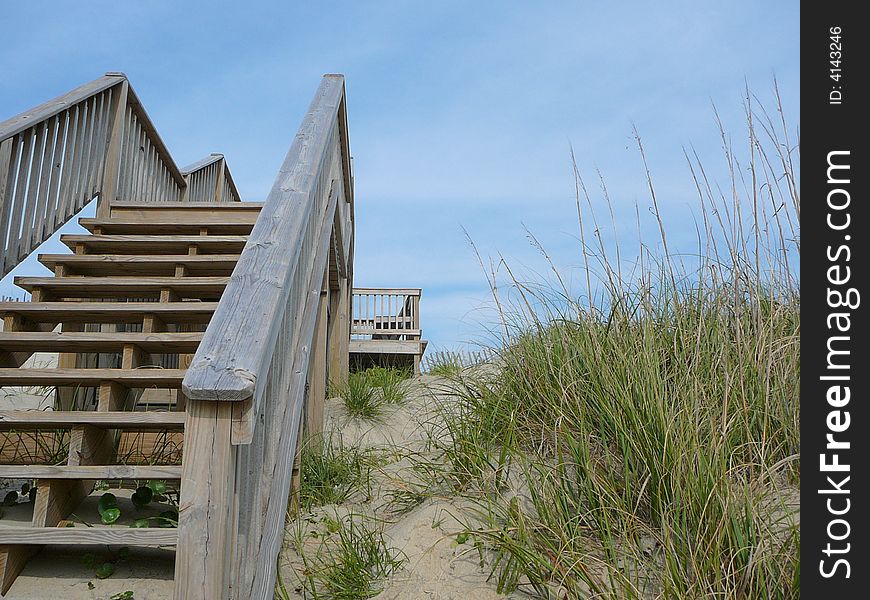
[0, 0, 799, 350]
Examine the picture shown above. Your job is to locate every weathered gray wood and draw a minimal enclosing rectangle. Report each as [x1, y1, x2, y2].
[14, 276, 228, 298]
[110, 201, 261, 212]
[183, 75, 347, 403]
[353, 287, 422, 295]
[307, 268, 329, 435]
[0, 74, 124, 140]
[180, 153, 223, 175]
[0, 465, 181, 479]
[0, 301, 217, 324]
[174, 400, 234, 600]
[349, 339, 424, 354]
[60, 234, 248, 254]
[213, 157, 226, 202]
[0, 528, 177, 546]
[38, 253, 241, 276]
[78, 217, 255, 235]
[0, 410, 186, 429]
[231, 199, 335, 595]
[0, 331, 202, 353]
[32, 115, 59, 246]
[0, 368, 186, 387]
[97, 79, 128, 218]
[0, 137, 16, 275]
[7, 127, 34, 271]
[327, 277, 350, 385]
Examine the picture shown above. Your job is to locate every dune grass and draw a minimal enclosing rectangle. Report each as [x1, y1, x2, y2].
[293, 515, 406, 600]
[432, 87, 800, 599]
[285, 84, 799, 600]
[298, 433, 377, 510]
[364, 366, 411, 405]
[330, 367, 410, 420]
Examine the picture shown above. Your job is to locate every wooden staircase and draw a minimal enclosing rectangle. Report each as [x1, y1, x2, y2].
[0, 201, 260, 593]
[1, 72, 355, 599]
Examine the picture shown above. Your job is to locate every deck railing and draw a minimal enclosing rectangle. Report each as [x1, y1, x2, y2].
[0, 73, 239, 276]
[180, 74, 354, 598]
[352, 287, 421, 340]
[181, 153, 241, 203]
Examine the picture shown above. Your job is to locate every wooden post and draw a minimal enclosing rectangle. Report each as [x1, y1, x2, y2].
[174, 400, 235, 600]
[214, 157, 226, 203]
[413, 293, 422, 375]
[306, 269, 329, 435]
[96, 79, 128, 219]
[327, 276, 350, 386]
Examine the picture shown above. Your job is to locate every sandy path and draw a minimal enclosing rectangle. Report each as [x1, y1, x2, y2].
[277, 375, 526, 600]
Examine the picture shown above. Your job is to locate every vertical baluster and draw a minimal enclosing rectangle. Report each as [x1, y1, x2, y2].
[0, 136, 19, 275]
[56, 104, 81, 228]
[128, 118, 139, 201]
[115, 102, 129, 202]
[142, 136, 153, 202]
[83, 92, 107, 202]
[149, 139, 156, 201]
[149, 144, 158, 201]
[30, 117, 58, 252]
[74, 96, 96, 212]
[44, 112, 68, 231]
[67, 99, 89, 214]
[365, 294, 370, 336]
[20, 122, 47, 259]
[122, 113, 133, 202]
[134, 123, 145, 200]
[8, 128, 35, 265]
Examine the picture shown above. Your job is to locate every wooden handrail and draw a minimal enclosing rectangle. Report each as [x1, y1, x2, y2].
[0, 73, 242, 276]
[353, 286, 421, 295]
[0, 74, 125, 140]
[177, 74, 354, 598]
[182, 75, 350, 403]
[180, 153, 223, 173]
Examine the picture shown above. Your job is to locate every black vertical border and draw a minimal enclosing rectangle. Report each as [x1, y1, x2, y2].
[802, 3, 869, 596]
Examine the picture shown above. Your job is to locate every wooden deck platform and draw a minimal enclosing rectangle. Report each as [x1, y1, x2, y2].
[350, 287, 427, 374]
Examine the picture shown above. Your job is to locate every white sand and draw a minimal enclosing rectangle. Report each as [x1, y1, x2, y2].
[277, 375, 528, 600]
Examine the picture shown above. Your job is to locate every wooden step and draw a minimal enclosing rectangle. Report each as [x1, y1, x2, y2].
[0, 332, 202, 353]
[0, 527, 177, 546]
[61, 234, 248, 255]
[0, 368, 186, 388]
[39, 254, 241, 277]
[0, 410, 186, 430]
[109, 202, 263, 224]
[109, 201, 262, 220]
[79, 217, 255, 235]
[0, 464, 182, 479]
[0, 301, 217, 325]
[14, 276, 228, 300]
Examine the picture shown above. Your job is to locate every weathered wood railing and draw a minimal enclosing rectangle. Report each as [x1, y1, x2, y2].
[0, 73, 240, 276]
[352, 287, 420, 340]
[181, 153, 241, 203]
[178, 74, 354, 599]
